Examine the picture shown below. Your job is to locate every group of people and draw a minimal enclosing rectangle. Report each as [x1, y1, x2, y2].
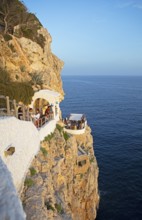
[63, 118, 86, 130]
[18, 104, 54, 128]
[31, 105, 54, 127]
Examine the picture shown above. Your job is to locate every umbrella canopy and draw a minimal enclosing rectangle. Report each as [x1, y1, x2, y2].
[68, 114, 85, 121]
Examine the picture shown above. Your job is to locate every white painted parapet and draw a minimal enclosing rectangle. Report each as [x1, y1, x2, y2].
[0, 117, 40, 191]
[0, 116, 59, 191]
[38, 119, 58, 141]
[64, 127, 86, 135]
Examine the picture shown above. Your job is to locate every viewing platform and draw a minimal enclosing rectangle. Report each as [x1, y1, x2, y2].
[0, 89, 61, 191]
[63, 113, 87, 135]
[0, 89, 61, 135]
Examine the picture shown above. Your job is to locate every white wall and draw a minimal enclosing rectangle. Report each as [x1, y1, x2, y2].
[64, 127, 86, 135]
[0, 116, 58, 191]
[0, 117, 40, 191]
[38, 118, 57, 141]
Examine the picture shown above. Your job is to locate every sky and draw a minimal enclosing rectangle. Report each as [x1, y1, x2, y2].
[23, 0, 142, 75]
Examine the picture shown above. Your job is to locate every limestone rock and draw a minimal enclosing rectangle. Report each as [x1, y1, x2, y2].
[0, 27, 64, 99]
[21, 126, 99, 220]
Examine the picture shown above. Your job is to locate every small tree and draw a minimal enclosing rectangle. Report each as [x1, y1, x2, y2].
[29, 72, 44, 87]
[0, 67, 34, 105]
[0, 0, 39, 35]
[0, 0, 27, 34]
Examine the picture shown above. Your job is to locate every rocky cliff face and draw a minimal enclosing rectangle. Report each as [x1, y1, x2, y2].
[21, 125, 99, 220]
[0, 27, 64, 99]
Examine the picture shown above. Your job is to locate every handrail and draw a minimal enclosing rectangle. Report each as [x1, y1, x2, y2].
[0, 95, 54, 129]
[31, 115, 53, 129]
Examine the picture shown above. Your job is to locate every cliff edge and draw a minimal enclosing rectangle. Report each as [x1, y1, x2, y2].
[21, 125, 99, 220]
[0, 0, 64, 99]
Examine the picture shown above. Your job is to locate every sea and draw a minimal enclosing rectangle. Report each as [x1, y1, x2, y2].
[60, 75, 142, 220]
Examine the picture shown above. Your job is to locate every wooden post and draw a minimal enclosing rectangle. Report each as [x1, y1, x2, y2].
[6, 96, 10, 115]
[13, 100, 18, 118]
[22, 105, 26, 121]
[26, 107, 30, 121]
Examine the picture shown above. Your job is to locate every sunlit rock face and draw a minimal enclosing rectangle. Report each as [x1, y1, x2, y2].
[0, 27, 64, 100]
[21, 126, 99, 220]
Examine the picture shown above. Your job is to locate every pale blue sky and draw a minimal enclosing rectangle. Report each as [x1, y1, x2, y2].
[23, 0, 142, 75]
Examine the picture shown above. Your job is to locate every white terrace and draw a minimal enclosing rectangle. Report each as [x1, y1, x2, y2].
[30, 89, 60, 140]
[64, 113, 87, 135]
[0, 89, 61, 191]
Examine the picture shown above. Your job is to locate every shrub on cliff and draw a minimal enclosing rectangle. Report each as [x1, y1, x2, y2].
[0, 0, 46, 48]
[29, 72, 44, 87]
[55, 203, 63, 214]
[0, 67, 11, 84]
[3, 34, 12, 41]
[29, 167, 37, 176]
[16, 22, 46, 48]
[24, 178, 34, 188]
[63, 131, 70, 141]
[40, 147, 48, 157]
[56, 124, 63, 133]
[0, 0, 28, 34]
[0, 67, 34, 105]
[44, 133, 54, 142]
[0, 82, 34, 105]
[45, 201, 55, 211]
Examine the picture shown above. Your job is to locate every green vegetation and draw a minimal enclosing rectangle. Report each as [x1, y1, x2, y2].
[29, 72, 44, 87]
[24, 178, 34, 188]
[90, 158, 94, 163]
[29, 167, 37, 176]
[0, 0, 29, 34]
[18, 23, 45, 48]
[0, 67, 11, 84]
[56, 124, 63, 133]
[3, 34, 12, 41]
[63, 131, 70, 141]
[8, 43, 15, 52]
[56, 124, 70, 141]
[55, 203, 63, 214]
[40, 147, 48, 157]
[44, 133, 54, 142]
[20, 65, 26, 72]
[0, 67, 34, 105]
[45, 201, 55, 211]
[0, 0, 45, 48]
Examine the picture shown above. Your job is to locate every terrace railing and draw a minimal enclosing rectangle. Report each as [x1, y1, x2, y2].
[0, 95, 18, 117]
[0, 95, 53, 128]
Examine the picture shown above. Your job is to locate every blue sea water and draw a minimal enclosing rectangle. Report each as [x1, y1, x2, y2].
[60, 75, 142, 220]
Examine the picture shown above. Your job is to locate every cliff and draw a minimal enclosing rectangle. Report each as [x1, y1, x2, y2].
[21, 124, 99, 220]
[0, 28, 64, 99]
[0, 1, 99, 219]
